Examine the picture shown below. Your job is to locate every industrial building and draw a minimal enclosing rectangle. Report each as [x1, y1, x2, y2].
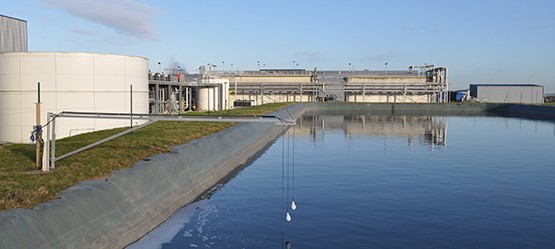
[0, 52, 149, 143]
[0, 14, 27, 53]
[343, 65, 448, 103]
[148, 64, 450, 113]
[1, 14, 451, 144]
[224, 65, 448, 105]
[469, 84, 544, 104]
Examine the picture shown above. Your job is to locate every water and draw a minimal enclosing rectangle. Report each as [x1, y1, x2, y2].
[128, 115, 555, 249]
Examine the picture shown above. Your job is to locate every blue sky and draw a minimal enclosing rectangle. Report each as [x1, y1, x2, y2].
[3, 0, 555, 92]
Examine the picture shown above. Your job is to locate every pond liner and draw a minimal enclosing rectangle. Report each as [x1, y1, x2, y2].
[1, 102, 552, 249]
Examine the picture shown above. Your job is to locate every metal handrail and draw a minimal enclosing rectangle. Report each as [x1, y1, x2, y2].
[42, 111, 295, 172]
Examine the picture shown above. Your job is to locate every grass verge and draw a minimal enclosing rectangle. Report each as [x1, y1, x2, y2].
[0, 103, 292, 211]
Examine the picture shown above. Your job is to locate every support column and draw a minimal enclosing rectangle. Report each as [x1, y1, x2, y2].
[362, 84, 366, 102]
[404, 84, 407, 103]
[299, 84, 303, 102]
[154, 82, 160, 113]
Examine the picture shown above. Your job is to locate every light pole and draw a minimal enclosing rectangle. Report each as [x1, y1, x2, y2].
[157, 61, 161, 73]
[385, 62, 388, 75]
[349, 62, 352, 72]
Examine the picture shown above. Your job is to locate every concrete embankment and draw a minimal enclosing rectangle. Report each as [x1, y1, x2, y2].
[486, 103, 555, 120]
[0, 103, 552, 249]
[300, 102, 501, 116]
[0, 104, 304, 249]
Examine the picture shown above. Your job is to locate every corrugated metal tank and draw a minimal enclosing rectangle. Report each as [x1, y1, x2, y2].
[0, 52, 149, 143]
[0, 15, 27, 52]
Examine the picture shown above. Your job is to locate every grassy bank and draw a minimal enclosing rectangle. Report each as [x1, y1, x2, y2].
[0, 103, 291, 211]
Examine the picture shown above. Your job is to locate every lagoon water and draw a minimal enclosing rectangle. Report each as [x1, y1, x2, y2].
[128, 115, 555, 249]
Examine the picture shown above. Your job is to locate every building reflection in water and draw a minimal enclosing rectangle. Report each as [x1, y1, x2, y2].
[294, 115, 448, 148]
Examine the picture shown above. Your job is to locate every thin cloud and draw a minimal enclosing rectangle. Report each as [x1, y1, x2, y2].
[43, 0, 159, 41]
[294, 52, 326, 62]
[71, 27, 97, 37]
[476, 68, 504, 72]
[362, 52, 396, 62]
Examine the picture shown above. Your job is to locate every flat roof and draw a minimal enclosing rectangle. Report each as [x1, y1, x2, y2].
[470, 83, 542, 87]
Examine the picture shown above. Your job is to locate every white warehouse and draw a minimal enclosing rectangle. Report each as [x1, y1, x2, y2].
[469, 84, 544, 104]
[0, 52, 149, 143]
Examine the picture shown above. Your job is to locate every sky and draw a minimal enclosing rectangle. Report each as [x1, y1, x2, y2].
[3, 0, 555, 92]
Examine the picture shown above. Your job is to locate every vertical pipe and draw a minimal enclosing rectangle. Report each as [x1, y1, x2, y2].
[299, 84, 303, 102]
[51, 115, 56, 170]
[42, 112, 51, 172]
[179, 84, 183, 113]
[362, 84, 365, 102]
[444, 68, 449, 103]
[130, 84, 133, 128]
[260, 84, 263, 105]
[155, 82, 160, 113]
[35, 82, 41, 170]
[186, 87, 189, 110]
[404, 84, 407, 103]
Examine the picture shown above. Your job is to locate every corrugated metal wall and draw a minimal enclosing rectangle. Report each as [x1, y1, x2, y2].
[470, 85, 544, 104]
[0, 15, 28, 52]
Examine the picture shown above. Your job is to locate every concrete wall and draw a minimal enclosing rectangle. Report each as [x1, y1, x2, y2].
[0, 103, 552, 249]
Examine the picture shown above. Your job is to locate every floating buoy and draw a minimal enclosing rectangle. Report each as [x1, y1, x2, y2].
[291, 200, 297, 211]
[286, 212, 292, 222]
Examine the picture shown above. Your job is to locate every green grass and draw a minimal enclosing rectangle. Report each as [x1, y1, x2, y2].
[0, 103, 292, 211]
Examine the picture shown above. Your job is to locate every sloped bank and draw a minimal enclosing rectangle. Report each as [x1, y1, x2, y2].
[1, 103, 552, 249]
[0, 105, 304, 249]
[486, 103, 555, 120]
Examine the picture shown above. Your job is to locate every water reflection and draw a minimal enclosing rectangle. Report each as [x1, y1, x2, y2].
[129, 115, 555, 249]
[295, 115, 448, 147]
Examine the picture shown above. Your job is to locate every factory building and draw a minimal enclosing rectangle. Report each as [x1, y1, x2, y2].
[343, 66, 448, 103]
[469, 84, 544, 104]
[0, 14, 28, 53]
[0, 52, 149, 143]
[147, 65, 450, 113]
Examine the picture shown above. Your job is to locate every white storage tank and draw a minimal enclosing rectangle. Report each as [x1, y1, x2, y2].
[197, 86, 218, 112]
[196, 79, 229, 111]
[0, 52, 149, 143]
